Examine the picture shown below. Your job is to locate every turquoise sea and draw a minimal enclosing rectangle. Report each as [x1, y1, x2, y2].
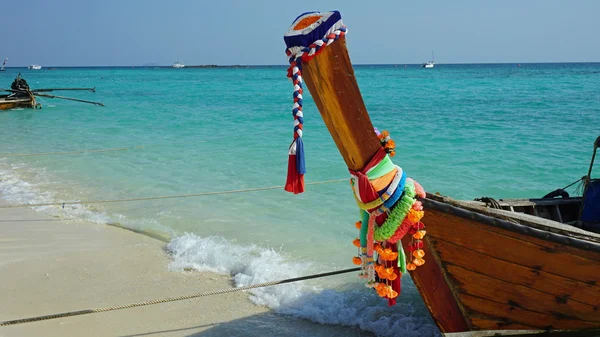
[1, 63, 599, 336]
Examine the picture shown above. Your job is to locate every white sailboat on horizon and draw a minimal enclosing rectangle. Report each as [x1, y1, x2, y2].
[422, 50, 435, 68]
[172, 61, 185, 68]
[0, 57, 7, 71]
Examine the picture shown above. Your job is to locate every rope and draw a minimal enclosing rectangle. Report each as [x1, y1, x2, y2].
[0, 179, 347, 209]
[0, 146, 145, 158]
[562, 176, 586, 191]
[0, 267, 360, 326]
[474, 196, 503, 209]
[283, 14, 347, 194]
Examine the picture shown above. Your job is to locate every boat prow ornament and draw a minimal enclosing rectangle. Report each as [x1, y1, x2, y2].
[282, 11, 428, 306]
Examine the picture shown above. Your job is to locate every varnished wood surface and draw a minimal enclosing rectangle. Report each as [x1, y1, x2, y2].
[421, 208, 600, 331]
[401, 235, 470, 332]
[301, 35, 480, 333]
[301, 37, 381, 171]
[0, 98, 32, 110]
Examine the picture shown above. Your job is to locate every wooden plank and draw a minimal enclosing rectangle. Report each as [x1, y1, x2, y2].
[446, 265, 600, 324]
[431, 238, 600, 307]
[468, 317, 536, 331]
[424, 209, 600, 280]
[555, 205, 564, 223]
[440, 207, 600, 263]
[468, 198, 583, 208]
[429, 195, 600, 245]
[301, 37, 382, 171]
[461, 293, 600, 330]
[0, 98, 33, 110]
[447, 328, 600, 337]
[402, 236, 471, 332]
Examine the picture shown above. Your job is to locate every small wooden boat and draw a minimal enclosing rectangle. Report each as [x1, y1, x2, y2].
[0, 95, 35, 110]
[1, 74, 103, 110]
[282, 11, 600, 336]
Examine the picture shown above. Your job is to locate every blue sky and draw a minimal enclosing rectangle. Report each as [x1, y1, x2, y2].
[2, 0, 599, 66]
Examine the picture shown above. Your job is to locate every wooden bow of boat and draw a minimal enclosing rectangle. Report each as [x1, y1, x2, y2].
[288, 10, 600, 336]
[298, 21, 471, 334]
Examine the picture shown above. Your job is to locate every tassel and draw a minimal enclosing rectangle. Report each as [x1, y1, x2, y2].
[295, 136, 306, 175]
[284, 139, 305, 194]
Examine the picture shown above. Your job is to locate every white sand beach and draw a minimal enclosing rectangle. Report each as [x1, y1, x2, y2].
[0, 201, 372, 337]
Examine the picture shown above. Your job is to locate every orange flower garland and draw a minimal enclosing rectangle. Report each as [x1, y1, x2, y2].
[350, 127, 428, 305]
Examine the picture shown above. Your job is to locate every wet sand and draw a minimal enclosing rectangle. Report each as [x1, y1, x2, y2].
[0, 201, 372, 337]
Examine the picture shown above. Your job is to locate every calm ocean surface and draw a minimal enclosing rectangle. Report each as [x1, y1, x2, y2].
[1, 63, 599, 336]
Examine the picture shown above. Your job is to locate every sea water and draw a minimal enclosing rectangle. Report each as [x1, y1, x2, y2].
[1, 63, 599, 336]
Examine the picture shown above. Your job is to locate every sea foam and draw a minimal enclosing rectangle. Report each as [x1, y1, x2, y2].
[0, 160, 439, 336]
[167, 233, 440, 337]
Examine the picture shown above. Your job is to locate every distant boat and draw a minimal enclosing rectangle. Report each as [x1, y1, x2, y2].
[172, 61, 185, 68]
[1, 74, 103, 111]
[28, 65, 42, 70]
[421, 50, 435, 68]
[0, 57, 7, 71]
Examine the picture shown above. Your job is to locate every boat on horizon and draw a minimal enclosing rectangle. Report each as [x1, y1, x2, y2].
[28, 65, 42, 70]
[0, 57, 7, 72]
[172, 61, 185, 68]
[284, 11, 600, 337]
[422, 50, 435, 68]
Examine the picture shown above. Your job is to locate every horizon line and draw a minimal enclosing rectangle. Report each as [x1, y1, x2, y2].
[3, 61, 600, 68]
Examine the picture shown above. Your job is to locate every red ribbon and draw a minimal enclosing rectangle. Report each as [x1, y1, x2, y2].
[348, 148, 387, 203]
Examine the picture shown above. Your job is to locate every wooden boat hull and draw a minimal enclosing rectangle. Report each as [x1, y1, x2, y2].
[0, 97, 33, 110]
[405, 195, 600, 334]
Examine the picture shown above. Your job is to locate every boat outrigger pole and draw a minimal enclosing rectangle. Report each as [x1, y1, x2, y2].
[32, 92, 104, 106]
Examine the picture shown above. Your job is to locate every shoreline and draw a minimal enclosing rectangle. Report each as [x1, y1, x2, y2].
[0, 199, 373, 337]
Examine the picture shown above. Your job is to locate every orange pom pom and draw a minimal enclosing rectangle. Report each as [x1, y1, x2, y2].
[352, 238, 361, 248]
[389, 151, 396, 157]
[387, 287, 399, 299]
[413, 229, 427, 240]
[413, 257, 425, 266]
[375, 283, 388, 297]
[355, 221, 362, 229]
[379, 248, 398, 261]
[407, 263, 417, 271]
[352, 256, 362, 265]
[407, 210, 424, 223]
[412, 249, 425, 258]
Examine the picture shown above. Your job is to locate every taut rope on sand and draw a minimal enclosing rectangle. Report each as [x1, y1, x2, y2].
[0, 267, 360, 326]
[0, 179, 347, 209]
[0, 145, 145, 158]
